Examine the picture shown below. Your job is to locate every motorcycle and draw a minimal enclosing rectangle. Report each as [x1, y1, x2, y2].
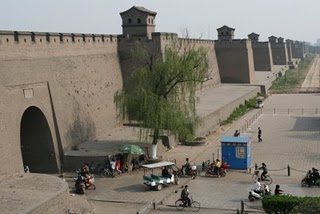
[74, 171, 96, 194]
[248, 184, 271, 202]
[205, 162, 230, 177]
[181, 165, 198, 178]
[75, 174, 86, 194]
[301, 172, 320, 187]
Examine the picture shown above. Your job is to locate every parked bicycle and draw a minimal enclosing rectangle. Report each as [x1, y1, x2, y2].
[175, 194, 200, 212]
[252, 169, 273, 185]
[90, 161, 114, 178]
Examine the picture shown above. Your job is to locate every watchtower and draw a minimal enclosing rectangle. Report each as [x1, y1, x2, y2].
[215, 25, 255, 84]
[217, 25, 234, 42]
[248, 32, 273, 71]
[120, 6, 157, 39]
[248, 32, 259, 43]
[269, 36, 288, 65]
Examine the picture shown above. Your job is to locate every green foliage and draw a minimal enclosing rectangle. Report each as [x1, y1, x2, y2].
[270, 54, 315, 90]
[290, 197, 320, 214]
[115, 39, 210, 144]
[262, 195, 301, 214]
[220, 95, 260, 126]
[262, 195, 320, 214]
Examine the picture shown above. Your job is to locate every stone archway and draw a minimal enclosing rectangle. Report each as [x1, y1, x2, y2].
[20, 106, 59, 173]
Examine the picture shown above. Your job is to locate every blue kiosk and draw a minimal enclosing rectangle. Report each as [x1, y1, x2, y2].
[220, 136, 251, 170]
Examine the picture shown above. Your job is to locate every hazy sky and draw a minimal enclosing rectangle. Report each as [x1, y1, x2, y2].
[1, 0, 319, 44]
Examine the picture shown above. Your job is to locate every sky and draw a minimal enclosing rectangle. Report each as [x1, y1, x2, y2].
[0, 0, 319, 44]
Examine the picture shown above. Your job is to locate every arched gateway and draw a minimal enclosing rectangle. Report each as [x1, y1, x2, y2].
[20, 106, 59, 173]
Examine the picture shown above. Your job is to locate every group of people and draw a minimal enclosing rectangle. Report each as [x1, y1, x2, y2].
[76, 163, 95, 190]
[254, 178, 283, 195]
[306, 167, 320, 187]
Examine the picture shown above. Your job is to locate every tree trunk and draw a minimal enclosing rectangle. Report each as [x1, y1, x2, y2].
[149, 144, 157, 159]
[149, 129, 159, 159]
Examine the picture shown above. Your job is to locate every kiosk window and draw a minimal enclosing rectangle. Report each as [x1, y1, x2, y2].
[236, 147, 246, 159]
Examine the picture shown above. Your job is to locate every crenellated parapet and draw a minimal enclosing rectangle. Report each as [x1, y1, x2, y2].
[0, 30, 118, 45]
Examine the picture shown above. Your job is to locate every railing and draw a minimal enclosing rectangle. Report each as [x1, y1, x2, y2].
[262, 108, 320, 115]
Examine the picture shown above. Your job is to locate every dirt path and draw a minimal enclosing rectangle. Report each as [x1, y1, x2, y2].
[301, 55, 320, 88]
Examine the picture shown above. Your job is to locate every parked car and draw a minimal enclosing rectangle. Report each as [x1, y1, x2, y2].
[256, 96, 264, 108]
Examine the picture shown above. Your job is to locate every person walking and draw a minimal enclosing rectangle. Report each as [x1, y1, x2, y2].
[258, 127, 262, 142]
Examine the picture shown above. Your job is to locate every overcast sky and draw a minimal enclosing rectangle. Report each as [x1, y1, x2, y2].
[1, 0, 319, 44]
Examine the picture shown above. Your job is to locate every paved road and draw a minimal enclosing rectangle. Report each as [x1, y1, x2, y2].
[63, 94, 320, 214]
[302, 55, 320, 88]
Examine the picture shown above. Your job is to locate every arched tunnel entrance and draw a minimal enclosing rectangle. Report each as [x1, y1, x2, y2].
[20, 106, 59, 173]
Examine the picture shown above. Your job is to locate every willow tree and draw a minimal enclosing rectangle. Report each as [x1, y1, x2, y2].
[115, 39, 211, 158]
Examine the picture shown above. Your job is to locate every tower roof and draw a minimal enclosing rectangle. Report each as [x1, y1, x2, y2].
[120, 6, 157, 16]
[217, 25, 235, 31]
[248, 32, 259, 37]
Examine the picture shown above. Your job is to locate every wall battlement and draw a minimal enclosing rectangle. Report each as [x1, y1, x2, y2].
[215, 39, 250, 48]
[0, 30, 118, 45]
[252, 42, 270, 47]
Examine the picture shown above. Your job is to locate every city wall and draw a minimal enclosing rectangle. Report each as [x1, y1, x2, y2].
[292, 42, 305, 59]
[118, 32, 221, 89]
[215, 39, 255, 83]
[270, 42, 289, 65]
[251, 42, 273, 71]
[0, 31, 123, 174]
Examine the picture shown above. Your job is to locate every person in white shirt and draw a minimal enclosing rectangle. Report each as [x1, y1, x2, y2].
[254, 178, 264, 194]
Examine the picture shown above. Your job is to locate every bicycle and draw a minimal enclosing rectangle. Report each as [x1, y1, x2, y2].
[175, 194, 200, 212]
[252, 170, 273, 185]
[90, 162, 114, 178]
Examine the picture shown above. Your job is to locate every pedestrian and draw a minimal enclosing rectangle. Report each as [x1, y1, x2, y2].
[258, 127, 262, 142]
[234, 130, 240, 137]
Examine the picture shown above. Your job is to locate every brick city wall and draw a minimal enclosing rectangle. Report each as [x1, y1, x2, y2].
[251, 42, 273, 71]
[0, 30, 221, 174]
[215, 39, 255, 83]
[0, 31, 123, 174]
[270, 42, 289, 65]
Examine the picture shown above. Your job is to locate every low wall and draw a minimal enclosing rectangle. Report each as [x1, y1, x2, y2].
[197, 87, 260, 137]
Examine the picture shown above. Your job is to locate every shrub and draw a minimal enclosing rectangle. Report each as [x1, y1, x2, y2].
[262, 195, 320, 214]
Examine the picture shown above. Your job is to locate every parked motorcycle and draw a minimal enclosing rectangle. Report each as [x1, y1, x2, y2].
[248, 184, 271, 202]
[205, 162, 230, 177]
[75, 174, 86, 194]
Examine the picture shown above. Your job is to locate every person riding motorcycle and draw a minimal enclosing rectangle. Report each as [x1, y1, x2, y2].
[253, 178, 264, 195]
[259, 163, 268, 181]
[214, 159, 221, 177]
[182, 158, 191, 175]
[311, 167, 320, 185]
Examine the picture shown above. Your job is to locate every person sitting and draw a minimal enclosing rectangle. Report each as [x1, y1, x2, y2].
[182, 158, 191, 175]
[162, 166, 172, 178]
[181, 185, 191, 207]
[274, 184, 283, 195]
[234, 130, 240, 137]
[259, 163, 268, 181]
[214, 159, 221, 177]
[253, 178, 264, 195]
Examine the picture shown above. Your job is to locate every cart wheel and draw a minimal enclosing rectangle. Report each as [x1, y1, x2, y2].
[156, 184, 163, 191]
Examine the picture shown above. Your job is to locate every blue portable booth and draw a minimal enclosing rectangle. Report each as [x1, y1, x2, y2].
[220, 136, 251, 170]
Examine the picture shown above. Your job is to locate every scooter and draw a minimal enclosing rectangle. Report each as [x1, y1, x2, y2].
[248, 185, 271, 202]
